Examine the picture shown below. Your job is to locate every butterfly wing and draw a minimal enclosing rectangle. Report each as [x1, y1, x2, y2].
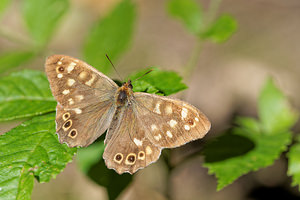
[103, 105, 162, 174]
[45, 55, 118, 147]
[133, 92, 211, 148]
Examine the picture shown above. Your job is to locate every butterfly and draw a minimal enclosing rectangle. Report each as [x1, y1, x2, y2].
[45, 55, 211, 174]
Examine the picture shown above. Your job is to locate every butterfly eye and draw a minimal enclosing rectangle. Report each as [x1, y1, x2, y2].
[138, 151, 145, 160]
[56, 66, 64, 74]
[125, 153, 136, 165]
[128, 155, 135, 162]
[58, 67, 64, 72]
[63, 120, 72, 131]
[68, 129, 77, 138]
[114, 153, 123, 164]
[62, 112, 70, 121]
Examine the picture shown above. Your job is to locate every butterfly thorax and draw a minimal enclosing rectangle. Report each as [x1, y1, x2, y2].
[116, 80, 133, 106]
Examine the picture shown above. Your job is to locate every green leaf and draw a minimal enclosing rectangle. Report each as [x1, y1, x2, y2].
[167, 0, 203, 34]
[288, 135, 300, 190]
[0, 113, 76, 200]
[204, 124, 292, 190]
[76, 141, 105, 174]
[22, 0, 69, 46]
[128, 68, 187, 96]
[76, 136, 131, 199]
[203, 131, 255, 163]
[259, 78, 298, 133]
[83, 0, 136, 74]
[0, 70, 57, 121]
[203, 78, 298, 190]
[76, 137, 132, 199]
[0, 51, 35, 74]
[86, 158, 132, 200]
[0, 0, 10, 17]
[200, 14, 237, 43]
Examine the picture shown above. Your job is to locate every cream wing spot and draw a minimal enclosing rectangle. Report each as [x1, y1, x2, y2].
[146, 146, 152, 155]
[181, 108, 188, 119]
[166, 130, 173, 138]
[189, 119, 196, 128]
[57, 74, 63, 78]
[68, 98, 74, 105]
[67, 62, 76, 73]
[134, 138, 143, 146]
[168, 119, 177, 128]
[195, 117, 199, 122]
[57, 61, 62, 65]
[138, 151, 145, 160]
[151, 124, 158, 131]
[184, 124, 191, 130]
[67, 79, 75, 86]
[165, 105, 173, 114]
[62, 89, 70, 95]
[191, 122, 196, 128]
[79, 71, 88, 79]
[75, 95, 84, 101]
[85, 74, 96, 86]
[153, 103, 161, 114]
[154, 134, 162, 141]
[74, 108, 82, 114]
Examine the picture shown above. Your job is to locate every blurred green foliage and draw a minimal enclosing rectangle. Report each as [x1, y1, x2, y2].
[288, 135, 300, 190]
[22, 0, 69, 47]
[83, 0, 136, 74]
[0, 51, 35, 73]
[167, 0, 237, 43]
[167, 0, 203, 34]
[0, 0, 299, 199]
[0, 0, 10, 18]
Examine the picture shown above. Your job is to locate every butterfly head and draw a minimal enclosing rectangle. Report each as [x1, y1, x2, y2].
[122, 79, 133, 89]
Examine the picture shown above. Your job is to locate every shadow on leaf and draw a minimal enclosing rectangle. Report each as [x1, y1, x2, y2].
[203, 132, 255, 163]
[87, 158, 133, 200]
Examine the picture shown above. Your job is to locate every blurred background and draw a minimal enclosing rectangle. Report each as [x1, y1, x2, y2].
[1, 0, 300, 199]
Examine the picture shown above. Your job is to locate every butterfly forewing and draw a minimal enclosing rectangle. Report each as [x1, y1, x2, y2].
[133, 92, 211, 148]
[45, 55, 118, 147]
[103, 105, 161, 174]
[45, 55, 118, 108]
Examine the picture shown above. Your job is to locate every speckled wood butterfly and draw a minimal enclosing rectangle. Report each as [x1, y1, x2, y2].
[45, 55, 211, 174]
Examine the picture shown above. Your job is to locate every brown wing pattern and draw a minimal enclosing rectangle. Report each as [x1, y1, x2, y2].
[103, 105, 162, 174]
[45, 55, 118, 147]
[133, 92, 211, 148]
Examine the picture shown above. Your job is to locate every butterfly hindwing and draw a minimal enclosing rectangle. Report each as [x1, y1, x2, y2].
[133, 92, 211, 148]
[45, 55, 118, 147]
[103, 105, 162, 174]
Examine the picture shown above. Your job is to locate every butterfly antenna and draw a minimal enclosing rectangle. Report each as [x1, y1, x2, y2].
[133, 69, 153, 82]
[106, 54, 123, 81]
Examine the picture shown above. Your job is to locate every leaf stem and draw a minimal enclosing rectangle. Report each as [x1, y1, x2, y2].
[206, 0, 222, 25]
[183, 40, 203, 79]
[182, 0, 223, 80]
